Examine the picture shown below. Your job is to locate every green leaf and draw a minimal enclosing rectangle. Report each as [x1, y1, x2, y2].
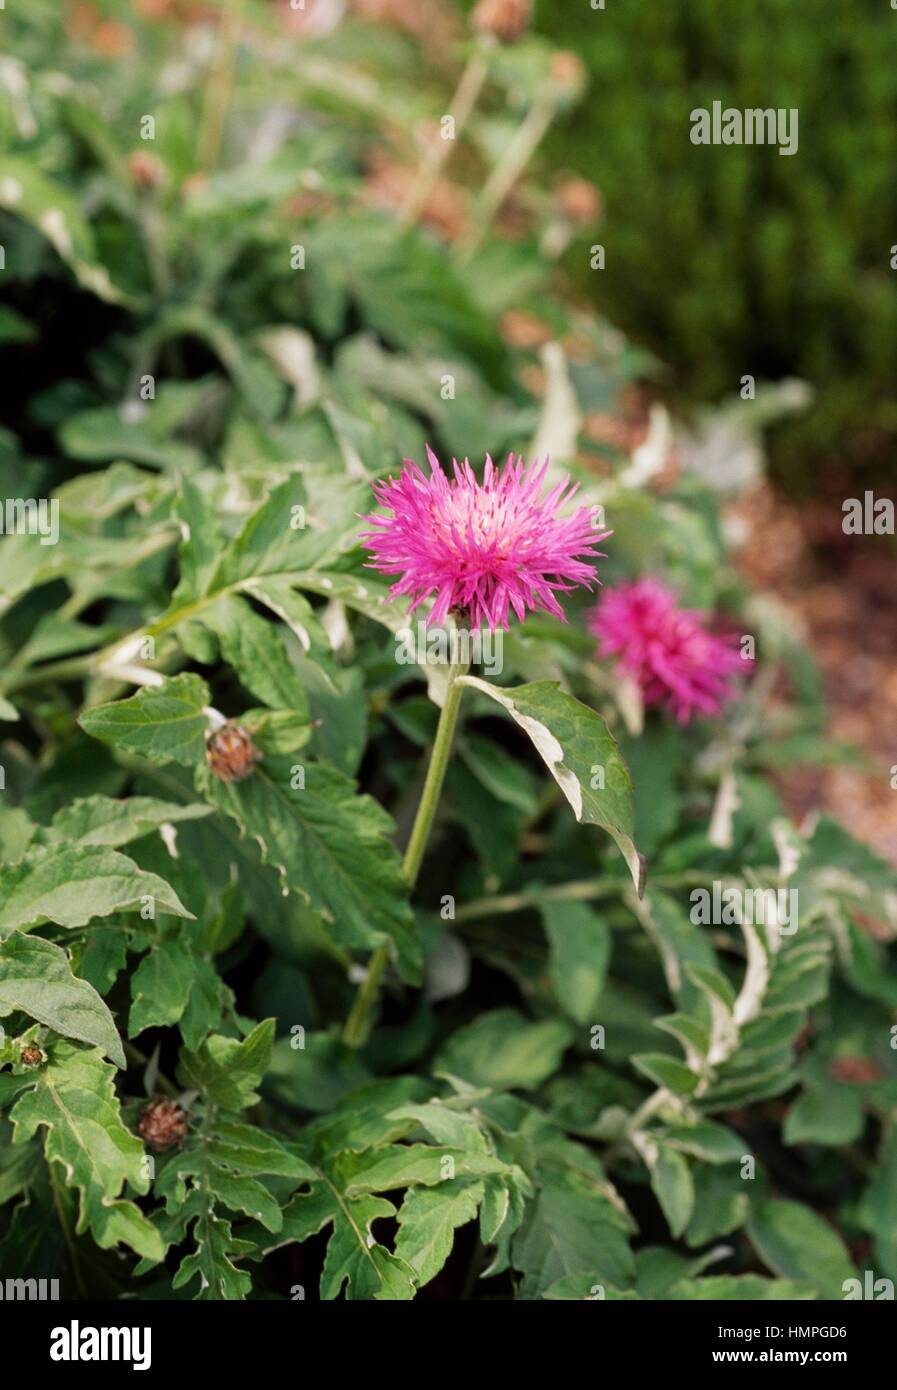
[0, 935, 124, 1066]
[77, 925, 130, 996]
[857, 1127, 897, 1285]
[199, 595, 310, 715]
[784, 1082, 864, 1148]
[172, 475, 224, 606]
[80, 674, 211, 767]
[661, 1121, 747, 1164]
[5, 1039, 164, 1261]
[242, 577, 336, 676]
[685, 1166, 750, 1247]
[169, 1194, 255, 1300]
[458, 677, 643, 894]
[156, 1120, 310, 1235]
[332, 1143, 518, 1195]
[0, 845, 193, 936]
[0, 695, 19, 722]
[541, 900, 611, 1025]
[209, 473, 361, 590]
[42, 795, 212, 849]
[665, 1275, 815, 1300]
[511, 1172, 635, 1299]
[0, 158, 127, 304]
[178, 1019, 275, 1111]
[208, 1118, 316, 1181]
[395, 1181, 485, 1287]
[434, 1009, 572, 1092]
[747, 1198, 856, 1299]
[196, 756, 419, 983]
[646, 1144, 694, 1238]
[276, 1187, 417, 1301]
[128, 938, 194, 1037]
[631, 1053, 700, 1096]
[59, 406, 203, 471]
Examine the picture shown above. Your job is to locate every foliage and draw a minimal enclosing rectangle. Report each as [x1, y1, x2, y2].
[538, 0, 897, 485]
[0, 0, 895, 1302]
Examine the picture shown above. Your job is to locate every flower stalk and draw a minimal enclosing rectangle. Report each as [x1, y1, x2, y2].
[398, 39, 495, 231]
[342, 655, 469, 1048]
[459, 83, 557, 259]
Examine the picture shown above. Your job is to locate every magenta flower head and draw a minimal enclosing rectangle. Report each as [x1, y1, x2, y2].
[589, 577, 746, 724]
[360, 446, 610, 632]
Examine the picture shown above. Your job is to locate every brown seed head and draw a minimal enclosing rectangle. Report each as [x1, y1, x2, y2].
[20, 1045, 44, 1068]
[206, 722, 263, 783]
[138, 1098, 189, 1152]
[471, 0, 531, 44]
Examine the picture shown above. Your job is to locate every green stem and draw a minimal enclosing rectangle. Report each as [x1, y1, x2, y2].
[343, 659, 469, 1047]
[454, 871, 714, 924]
[400, 664, 468, 887]
[196, 0, 246, 172]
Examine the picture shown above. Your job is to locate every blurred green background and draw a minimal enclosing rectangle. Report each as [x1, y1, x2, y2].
[535, 0, 897, 489]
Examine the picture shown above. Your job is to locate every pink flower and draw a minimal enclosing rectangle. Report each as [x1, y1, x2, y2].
[360, 447, 610, 632]
[590, 578, 745, 724]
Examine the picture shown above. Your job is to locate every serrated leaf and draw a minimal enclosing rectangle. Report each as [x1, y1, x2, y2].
[199, 594, 310, 716]
[458, 677, 643, 894]
[43, 795, 212, 849]
[210, 473, 361, 590]
[251, 1183, 417, 1301]
[80, 674, 211, 767]
[5, 1039, 164, 1261]
[332, 1143, 518, 1196]
[178, 1019, 275, 1111]
[196, 755, 419, 983]
[0, 935, 124, 1066]
[0, 845, 193, 936]
[77, 926, 130, 996]
[172, 475, 223, 606]
[128, 938, 194, 1037]
[169, 1194, 254, 1300]
[511, 1172, 635, 1299]
[395, 1180, 485, 1287]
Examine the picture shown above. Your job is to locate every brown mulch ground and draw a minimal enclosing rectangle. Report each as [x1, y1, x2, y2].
[729, 481, 897, 864]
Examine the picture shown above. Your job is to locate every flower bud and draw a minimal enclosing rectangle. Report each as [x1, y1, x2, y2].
[206, 722, 263, 783]
[138, 1099, 189, 1152]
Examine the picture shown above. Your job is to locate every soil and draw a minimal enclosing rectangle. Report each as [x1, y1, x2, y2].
[729, 480, 897, 865]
